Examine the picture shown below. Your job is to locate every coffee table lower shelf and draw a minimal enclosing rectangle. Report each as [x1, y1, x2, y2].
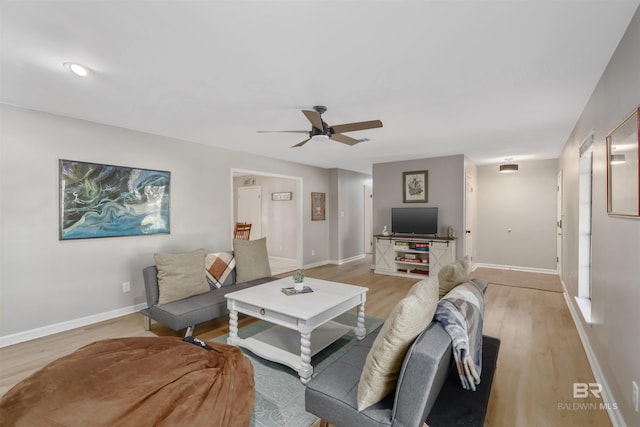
[229, 320, 352, 380]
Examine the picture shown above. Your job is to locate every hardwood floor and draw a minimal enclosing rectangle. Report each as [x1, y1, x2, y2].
[0, 258, 611, 426]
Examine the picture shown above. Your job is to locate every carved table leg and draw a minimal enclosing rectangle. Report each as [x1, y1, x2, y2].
[299, 332, 313, 383]
[355, 302, 366, 340]
[227, 309, 239, 346]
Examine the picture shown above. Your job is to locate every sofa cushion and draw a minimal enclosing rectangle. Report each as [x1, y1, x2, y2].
[437, 257, 469, 298]
[205, 252, 236, 288]
[154, 249, 210, 305]
[357, 278, 438, 411]
[233, 237, 272, 283]
[408, 276, 439, 301]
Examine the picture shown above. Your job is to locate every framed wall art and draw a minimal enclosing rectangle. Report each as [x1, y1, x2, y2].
[606, 105, 639, 217]
[311, 192, 326, 221]
[403, 170, 428, 203]
[59, 159, 171, 239]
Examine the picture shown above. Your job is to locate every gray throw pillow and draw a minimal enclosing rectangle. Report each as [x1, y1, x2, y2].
[437, 257, 469, 299]
[233, 237, 272, 283]
[154, 248, 209, 305]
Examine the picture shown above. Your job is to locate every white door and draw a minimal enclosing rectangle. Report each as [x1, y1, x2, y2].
[464, 173, 474, 262]
[237, 186, 261, 239]
[556, 170, 563, 275]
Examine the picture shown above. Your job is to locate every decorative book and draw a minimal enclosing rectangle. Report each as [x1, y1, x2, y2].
[281, 286, 314, 296]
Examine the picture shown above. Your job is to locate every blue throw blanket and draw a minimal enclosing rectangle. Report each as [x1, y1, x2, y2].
[434, 281, 485, 391]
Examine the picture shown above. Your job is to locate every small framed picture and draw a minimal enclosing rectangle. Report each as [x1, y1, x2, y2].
[272, 192, 292, 201]
[403, 170, 428, 203]
[311, 192, 326, 221]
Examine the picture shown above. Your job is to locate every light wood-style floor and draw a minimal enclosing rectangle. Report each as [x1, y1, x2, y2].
[0, 258, 611, 427]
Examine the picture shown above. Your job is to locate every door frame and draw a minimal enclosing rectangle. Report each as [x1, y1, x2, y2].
[464, 172, 474, 264]
[557, 169, 563, 276]
[230, 168, 303, 268]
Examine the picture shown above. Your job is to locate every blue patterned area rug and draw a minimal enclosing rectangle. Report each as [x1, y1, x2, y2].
[214, 312, 384, 427]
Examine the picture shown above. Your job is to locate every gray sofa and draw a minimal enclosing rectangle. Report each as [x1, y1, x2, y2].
[141, 265, 275, 336]
[305, 277, 491, 427]
[305, 320, 452, 427]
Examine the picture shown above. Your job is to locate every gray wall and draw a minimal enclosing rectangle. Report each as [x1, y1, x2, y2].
[331, 168, 371, 263]
[559, 7, 640, 426]
[476, 159, 558, 270]
[0, 104, 333, 339]
[372, 154, 466, 259]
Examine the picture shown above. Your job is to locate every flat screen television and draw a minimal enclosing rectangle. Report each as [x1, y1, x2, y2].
[391, 207, 438, 235]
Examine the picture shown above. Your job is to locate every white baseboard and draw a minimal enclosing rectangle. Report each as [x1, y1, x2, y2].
[561, 279, 625, 427]
[304, 254, 366, 269]
[472, 262, 558, 275]
[0, 303, 147, 348]
[336, 254, 366, 265]
[302, 260, 330, 269]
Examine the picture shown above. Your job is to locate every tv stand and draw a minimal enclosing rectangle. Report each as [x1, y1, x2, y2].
[373, 235, 456, 279]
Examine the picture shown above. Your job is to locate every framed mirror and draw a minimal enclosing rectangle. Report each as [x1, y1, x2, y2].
[606, 106, 639, 217]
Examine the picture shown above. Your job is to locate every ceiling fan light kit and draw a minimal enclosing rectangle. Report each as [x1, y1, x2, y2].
[311, 134, 330, 142]
[258, 105, 383, 148]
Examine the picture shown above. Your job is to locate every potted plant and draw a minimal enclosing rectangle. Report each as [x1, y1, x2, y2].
[293, 270, 305, 291]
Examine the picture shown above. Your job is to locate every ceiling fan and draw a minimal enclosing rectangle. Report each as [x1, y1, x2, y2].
[257, 105, 383, 148]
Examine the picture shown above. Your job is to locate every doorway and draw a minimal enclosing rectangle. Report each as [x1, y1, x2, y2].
[364, 183, 373, 255]
[237, 186, 262, 239]
[556, 170, 563, 275]
[464, 173, 474, 263]
[231, 169, 302, 275]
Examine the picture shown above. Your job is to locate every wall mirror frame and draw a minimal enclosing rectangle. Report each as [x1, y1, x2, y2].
[606, 105, 639, 217]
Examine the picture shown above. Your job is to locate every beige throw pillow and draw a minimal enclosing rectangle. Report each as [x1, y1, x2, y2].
[357, 278, 438, 411]
[154, 248, 209, 305]
[437, 257, 469, 298]
[233, 237, 272, 283]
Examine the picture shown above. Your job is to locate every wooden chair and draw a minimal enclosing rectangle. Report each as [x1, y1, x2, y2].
[233, 222, 252, 240]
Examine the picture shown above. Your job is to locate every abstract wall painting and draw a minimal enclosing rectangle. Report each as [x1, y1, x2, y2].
[59, 159, 170, 240]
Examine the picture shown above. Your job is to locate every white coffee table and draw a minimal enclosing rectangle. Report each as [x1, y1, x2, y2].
[225, 277, 368, 384]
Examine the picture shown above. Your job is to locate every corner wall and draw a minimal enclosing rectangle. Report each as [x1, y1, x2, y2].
[328, 168, 371, 263]
[559, 7, 640, 426]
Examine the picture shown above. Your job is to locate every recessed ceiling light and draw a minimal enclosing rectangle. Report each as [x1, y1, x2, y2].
[63, 62, 89, 77]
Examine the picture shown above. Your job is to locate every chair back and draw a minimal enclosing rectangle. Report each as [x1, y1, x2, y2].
[233, 222, 252, 240]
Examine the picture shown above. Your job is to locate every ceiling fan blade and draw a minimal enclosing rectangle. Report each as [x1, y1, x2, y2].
[257, 130, 309, 134]
[291, 138, 311, 148]
[330, 120, 383, 134]
[302, 110, 324, 130]
[330, 133, 361, 146]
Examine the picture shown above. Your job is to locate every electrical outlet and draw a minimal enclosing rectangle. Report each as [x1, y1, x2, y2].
[633, 381, 639, 412]
[122, 281, 131, 293]
[311, 249, 315, 256]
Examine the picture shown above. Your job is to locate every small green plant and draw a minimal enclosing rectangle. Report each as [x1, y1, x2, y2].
[293, 270, 305, 283]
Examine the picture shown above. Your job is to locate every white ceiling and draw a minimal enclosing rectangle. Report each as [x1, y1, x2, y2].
[2, 1, 638, 174]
